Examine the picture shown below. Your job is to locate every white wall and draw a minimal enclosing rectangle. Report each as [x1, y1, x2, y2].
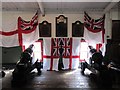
[39, 13, 85, 37]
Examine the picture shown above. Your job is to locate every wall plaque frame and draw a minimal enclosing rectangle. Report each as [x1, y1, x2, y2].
[39, 21, 51, 37]
[72, 21, 84, 37]
[56, 15, 67, 37]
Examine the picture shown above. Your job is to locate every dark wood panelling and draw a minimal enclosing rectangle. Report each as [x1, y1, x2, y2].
[112, 20, 120, 41]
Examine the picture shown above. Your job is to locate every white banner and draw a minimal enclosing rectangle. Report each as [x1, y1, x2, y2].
[0, 34, 19, 47]
[84, 27, 103, 45]
[22, 27, 39, 45]
[0, 11, 39, 47]
[43, 38, 81, 71]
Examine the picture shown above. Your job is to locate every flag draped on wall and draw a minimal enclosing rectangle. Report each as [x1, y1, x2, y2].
[43, 38, 81, 71]
[0, 11, 39, 47]
[52, 38, 71, 57]
[84, 12, 105, 44]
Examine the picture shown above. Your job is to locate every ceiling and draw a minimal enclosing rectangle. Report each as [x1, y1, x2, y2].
[2, 0, 120, 16]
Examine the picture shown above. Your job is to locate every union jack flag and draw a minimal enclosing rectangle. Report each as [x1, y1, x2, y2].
[52, 38, 71, 57]
[84, 12, 105, 33]
[19, 11, 38, 31]
[17, 11, 39, 48]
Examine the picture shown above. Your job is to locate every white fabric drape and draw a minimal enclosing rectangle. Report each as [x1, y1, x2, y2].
[22, 27, 39, 45]
[84, 27, 103, 45]
[43, 38, 81, 71]
[0, 11, 39, 47]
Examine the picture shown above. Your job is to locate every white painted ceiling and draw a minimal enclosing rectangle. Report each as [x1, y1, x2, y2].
[2, 0, 120, 15]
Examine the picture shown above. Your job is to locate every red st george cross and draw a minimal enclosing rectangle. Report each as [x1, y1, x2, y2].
[43, 38, 80, 70]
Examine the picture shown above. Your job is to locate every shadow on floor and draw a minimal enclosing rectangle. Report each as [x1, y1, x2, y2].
[1, 68, 120, 89]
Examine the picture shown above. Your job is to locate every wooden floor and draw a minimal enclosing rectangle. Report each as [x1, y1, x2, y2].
[1, 67, 120, 90]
